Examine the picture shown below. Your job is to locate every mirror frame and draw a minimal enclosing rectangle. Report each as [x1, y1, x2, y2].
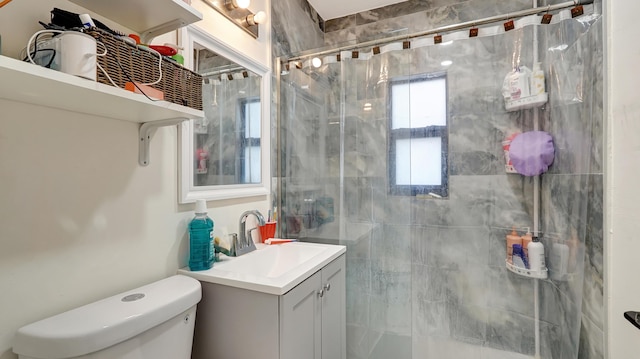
[178, 25, 271, 203]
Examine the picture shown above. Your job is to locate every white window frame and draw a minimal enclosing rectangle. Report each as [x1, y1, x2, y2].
[388, 72, 449, 197]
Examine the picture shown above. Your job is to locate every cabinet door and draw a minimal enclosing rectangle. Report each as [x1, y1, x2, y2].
[280, 271, 322, 359]
[321, 255, 346, 359]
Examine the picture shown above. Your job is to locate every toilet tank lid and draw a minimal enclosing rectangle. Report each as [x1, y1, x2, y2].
[13, 275, 202, 359]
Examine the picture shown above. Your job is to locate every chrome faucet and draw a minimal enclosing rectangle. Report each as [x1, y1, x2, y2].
[236, 210, 266, 256]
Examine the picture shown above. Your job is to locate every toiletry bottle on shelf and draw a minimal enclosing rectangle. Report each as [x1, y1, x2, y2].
[503, 66, 532, 101]
[506, 227, 522, 264]
[512, 244, 529, 269]
[189, 199, 215, 271]
[528, 236, 546, 272]
[532, 62, 546, 96]
[549, 242, 570, 280]
[521, 228, 533, 260]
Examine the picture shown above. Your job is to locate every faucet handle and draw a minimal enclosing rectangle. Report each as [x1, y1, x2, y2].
[228, 233, 238, 256]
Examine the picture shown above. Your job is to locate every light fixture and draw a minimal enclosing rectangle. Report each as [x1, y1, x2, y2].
[363, 103, 372, 111]
[311, 57, 322, 68]
[204, 0, 265, 38]
[246, 11, 266, 26]
[225, 0, 250, 10]
[441, 60, 453, 66]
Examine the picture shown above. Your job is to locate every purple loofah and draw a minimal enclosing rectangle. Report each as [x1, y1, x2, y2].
[509, 131, 555, 176]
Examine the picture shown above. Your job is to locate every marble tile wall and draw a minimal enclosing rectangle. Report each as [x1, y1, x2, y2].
[271, 0, 325, 58]
[273, 1, 603, 358]
[323, 0, 570, 48]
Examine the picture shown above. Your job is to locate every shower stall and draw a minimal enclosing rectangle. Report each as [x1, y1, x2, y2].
[274, 2, 603, 358]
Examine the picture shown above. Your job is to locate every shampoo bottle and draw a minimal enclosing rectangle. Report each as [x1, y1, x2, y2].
[527, 236, 546, 272]
[512, 244, 529, 269]
[506, 228, 522, 264]
[532, 62, 546, 96]
[189, 199, 215, 271]
[549, 242, 570, 280]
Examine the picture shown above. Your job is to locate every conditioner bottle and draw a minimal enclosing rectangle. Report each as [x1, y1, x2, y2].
[531, 62, 546, 96]
[527, 236, 546, 272]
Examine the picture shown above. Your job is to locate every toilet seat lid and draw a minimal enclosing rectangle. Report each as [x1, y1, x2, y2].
[13, 275, 201, 358]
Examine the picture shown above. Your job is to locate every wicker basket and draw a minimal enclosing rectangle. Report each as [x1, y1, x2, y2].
[87, 29, 202, 111]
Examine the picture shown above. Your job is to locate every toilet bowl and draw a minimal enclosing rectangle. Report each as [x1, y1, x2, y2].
[13, 275, 201, 359]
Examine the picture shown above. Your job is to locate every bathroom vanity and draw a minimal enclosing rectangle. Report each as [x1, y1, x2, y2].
[178, 242, 346, 359]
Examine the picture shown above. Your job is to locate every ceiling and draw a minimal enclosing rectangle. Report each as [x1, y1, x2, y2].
[307, 0, 408, 20]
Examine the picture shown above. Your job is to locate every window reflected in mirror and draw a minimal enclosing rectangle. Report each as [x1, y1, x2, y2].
[193, 45, 261, 186]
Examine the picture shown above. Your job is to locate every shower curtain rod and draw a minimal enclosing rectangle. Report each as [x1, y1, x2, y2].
[199, 65, 251, 78]
[284, 0, 594, 62]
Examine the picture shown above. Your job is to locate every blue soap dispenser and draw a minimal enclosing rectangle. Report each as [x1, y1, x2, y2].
[189, 199, 214, 271]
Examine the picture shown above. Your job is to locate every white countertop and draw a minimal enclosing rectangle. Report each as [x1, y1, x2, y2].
[178, 242, 346, 295]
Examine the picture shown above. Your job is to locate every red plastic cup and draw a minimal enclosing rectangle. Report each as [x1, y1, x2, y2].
[258, 222, 277, 243]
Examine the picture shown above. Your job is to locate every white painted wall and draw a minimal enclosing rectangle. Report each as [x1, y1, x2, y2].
[0, 0, 270, 358]
[605, 0, 640, 357]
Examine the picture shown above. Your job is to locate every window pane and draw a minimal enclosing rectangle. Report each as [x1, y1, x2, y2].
[395, 137, 442, 186]
[244, 101, 261, 138]
[243, 146, 261, 183]
[391, 78, 447, 129]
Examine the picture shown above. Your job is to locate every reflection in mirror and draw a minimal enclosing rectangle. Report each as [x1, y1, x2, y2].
[179, 25, 270, 203]
[194, 46, 261, 186]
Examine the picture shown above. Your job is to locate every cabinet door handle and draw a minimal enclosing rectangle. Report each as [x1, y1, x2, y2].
[318, 289, 324, 297]
[324, 283, 331, 292]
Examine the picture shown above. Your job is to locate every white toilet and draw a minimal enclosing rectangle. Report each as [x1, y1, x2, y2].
[13, 275, 201, 359]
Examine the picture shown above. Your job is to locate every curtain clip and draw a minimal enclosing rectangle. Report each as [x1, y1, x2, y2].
[504, 16, 515, 31]
[541, 5, 553, 24]
[571, 1, 584, 18]
[469, 24, 479, 38]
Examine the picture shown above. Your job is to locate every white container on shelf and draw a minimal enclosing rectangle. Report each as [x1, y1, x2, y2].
[527, 237, 546, 273]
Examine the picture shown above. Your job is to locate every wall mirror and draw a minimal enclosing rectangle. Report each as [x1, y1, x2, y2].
[179, 25, 270, 202]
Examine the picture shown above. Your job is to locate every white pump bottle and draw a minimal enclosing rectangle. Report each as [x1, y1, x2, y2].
[527, 236, 546, 272]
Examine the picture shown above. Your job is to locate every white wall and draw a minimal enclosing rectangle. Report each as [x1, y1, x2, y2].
[0, 1, 270, 358]
[605, 0, 640, 357]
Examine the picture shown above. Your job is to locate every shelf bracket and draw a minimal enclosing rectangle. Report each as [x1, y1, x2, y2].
[140, 18, 188, 45]
[139, 118, 189, 166]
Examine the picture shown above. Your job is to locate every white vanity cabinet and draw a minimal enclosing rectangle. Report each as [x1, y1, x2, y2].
[189, 254, 346, 359]
[280, 255, 346, 359]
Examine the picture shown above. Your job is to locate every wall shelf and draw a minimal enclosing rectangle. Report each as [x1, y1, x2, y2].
[69, 0, 203, 43]
[505, 93, 548, 112]
[506, 260, 548, 279]
[0, 55, 203, 123]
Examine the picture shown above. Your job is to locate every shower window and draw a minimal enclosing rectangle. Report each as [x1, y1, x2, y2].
[240, 98, 261, 183]
[388, 73, 449, 197]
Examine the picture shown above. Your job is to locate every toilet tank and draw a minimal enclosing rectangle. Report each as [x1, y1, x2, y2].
[13, 275, 202, 359]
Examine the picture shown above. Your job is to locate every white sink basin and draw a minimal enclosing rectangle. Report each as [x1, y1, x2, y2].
[215, 243, 326, 278]
[178, 241, 345, 295]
